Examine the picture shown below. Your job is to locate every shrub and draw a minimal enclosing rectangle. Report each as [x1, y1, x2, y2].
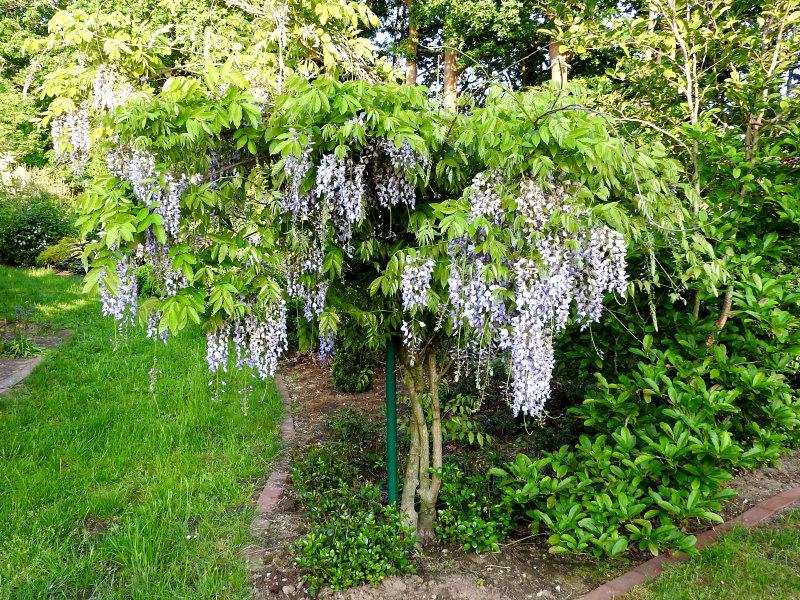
[289, 442, 416, 594]
[435, 464, 512, 553]
[292, 494, 416, 594]
[35, 236, 82, 272]
[332, 316, 378, 393]
[491, 336, 799, 558]
[0, 192, 75, 267]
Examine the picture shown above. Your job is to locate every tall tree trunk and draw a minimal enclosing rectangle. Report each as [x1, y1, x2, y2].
[404, 0, 418, 85]
[549, 40, 568, 86]
[443, 46, 458, 111]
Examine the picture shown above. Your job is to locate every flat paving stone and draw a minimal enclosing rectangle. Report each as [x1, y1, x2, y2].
[0, 356, 45, 394]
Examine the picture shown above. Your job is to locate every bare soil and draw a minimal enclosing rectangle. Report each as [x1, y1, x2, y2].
[250, 357, 800, 600]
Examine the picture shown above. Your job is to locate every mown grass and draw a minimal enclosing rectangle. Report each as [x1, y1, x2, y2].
[627, 509, 800, 600]
[0, 267, 282, 599]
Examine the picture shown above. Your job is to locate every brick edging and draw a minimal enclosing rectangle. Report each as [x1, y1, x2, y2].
[254, 372, 296, 514]
[578, 485, 800, 599]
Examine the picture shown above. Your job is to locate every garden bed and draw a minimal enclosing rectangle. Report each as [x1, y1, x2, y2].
[250, 359, 800, 600]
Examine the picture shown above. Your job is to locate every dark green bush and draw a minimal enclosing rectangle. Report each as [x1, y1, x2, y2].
[292, 497, 416, 594]
[435, 464, 512, 553]
[289, 441, 416, 594]
[492, 336, 799, 558]
[332, 316, 378, 392]
[0, 192, 75, 267]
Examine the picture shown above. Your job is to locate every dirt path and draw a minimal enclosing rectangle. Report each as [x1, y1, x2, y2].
[248, 358, 800, 600]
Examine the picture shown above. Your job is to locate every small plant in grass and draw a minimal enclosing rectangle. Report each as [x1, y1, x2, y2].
[0, 332, 44, 358]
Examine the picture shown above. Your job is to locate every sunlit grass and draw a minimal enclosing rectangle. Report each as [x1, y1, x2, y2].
[0, 266, 282, 599]
[626, 510, 800, 600]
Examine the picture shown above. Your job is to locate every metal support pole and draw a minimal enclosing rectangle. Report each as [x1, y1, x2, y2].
[385, 336, 398, 504]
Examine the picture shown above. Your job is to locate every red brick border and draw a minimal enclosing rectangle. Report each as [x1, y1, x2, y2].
[578, 486, 800, 599]
[254, 372, 296, 514]
[246, 371, 297, 575]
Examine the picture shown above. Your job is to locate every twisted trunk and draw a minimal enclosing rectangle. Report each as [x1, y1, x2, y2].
[400, 346, 444, 539]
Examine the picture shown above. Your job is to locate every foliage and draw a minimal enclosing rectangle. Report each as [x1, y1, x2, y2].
[0, 266, 283, 598]
[0, 331, 43, 358]
[434, 464, 512, 553]
[35, 236, 82, 271]
[332, 316, 379, 392]
[0, 189, 75, 266]
[492, 317, 799, 557]
[290, 442, 416, 594]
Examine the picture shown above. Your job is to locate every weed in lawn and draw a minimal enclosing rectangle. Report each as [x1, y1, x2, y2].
[0, 331, 43, 358]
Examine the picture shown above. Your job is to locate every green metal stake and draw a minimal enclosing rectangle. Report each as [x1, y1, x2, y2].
[385, 336, 398, 504]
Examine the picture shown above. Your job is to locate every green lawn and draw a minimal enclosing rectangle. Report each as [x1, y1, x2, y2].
[627, 509, 800, 600]
[0, 267, 282, 599]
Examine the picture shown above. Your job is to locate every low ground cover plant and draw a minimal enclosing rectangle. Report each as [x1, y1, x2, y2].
[289, 440, 416, 594]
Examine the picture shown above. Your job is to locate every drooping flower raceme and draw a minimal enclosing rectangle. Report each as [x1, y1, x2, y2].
[210, 300, 289, 380]
[447, 177, 629, 418]
[98, 254, 138, 330]
[401, 256, 435, 312]
[370, 138, 424, 210]
[207, 324, 231, 374]
[313, 153, 367, 242]
[469, 171, 503, 223]
[51, 106, 91, 172]
[283, 141, 314, 219]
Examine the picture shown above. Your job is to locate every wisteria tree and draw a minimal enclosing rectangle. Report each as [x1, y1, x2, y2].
[34, 1, 693, 536]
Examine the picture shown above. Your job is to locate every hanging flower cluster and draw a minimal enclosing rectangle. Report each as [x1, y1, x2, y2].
[207, 300, 289, 379]
[281, 136, 425, 245]
[51, 106, 91, 172]
[206, 324, 230, 374]
[447, 177, 629, 417]
[468, 171, 503, 223]
[98, 254, 138, 330]
[318, 330, 335, 362]
[146, 311, 169, 343]
[107, 146, 188, 237]
[517, 180, 569, 230]
[282, 137, 314, 219]
[447, 240, 509, 336]
[285, 240, 328, 320]
[92, 64, 133, 110]
[313, 153, 367, 242]
[401, 255, 435, 312]
[370, 138, 423, 209]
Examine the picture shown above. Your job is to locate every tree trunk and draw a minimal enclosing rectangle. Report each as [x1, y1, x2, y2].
[443, 46, 458, 111]
[549, 40, 568, 86]
[404, 0, 419, 85]
[399, 346, 445, 540]
[400, 354, 424, 530]
[706, 285, 733, 346]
